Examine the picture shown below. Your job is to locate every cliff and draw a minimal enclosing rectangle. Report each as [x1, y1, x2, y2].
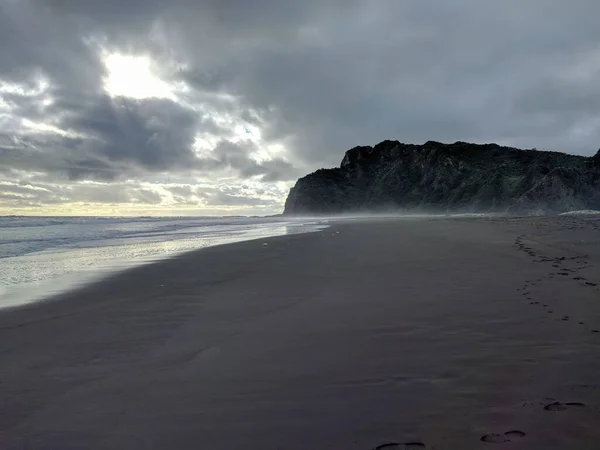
[283, 141, 600, 215]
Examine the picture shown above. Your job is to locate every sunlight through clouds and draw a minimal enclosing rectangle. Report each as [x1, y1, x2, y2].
[103, 53, 176, 100]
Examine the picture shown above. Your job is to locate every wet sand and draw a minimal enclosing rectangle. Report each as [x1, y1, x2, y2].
[1, 216, 600, 449]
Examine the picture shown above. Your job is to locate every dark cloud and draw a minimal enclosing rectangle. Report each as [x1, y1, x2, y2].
[2, 0, 600, 211]
[208, 140, 300, 181]
[517, 77, 600, 116]
[167, 185, 195, 198]
[0, 93, 298, 182]
[205, 190, 280, 207]
[131, 188, 163, 204]
[59, 96, 199, 177]
[0, 1, 104, 91]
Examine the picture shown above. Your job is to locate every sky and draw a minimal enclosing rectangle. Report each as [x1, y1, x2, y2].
[1, 1, 599, 216]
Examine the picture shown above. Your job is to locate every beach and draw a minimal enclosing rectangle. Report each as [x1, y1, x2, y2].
[1, 216, 600, 449]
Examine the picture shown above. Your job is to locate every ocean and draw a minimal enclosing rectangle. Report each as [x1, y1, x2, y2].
[0, 216, 328, 308]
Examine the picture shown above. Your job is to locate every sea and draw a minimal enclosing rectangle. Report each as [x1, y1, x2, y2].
[0, 216, 329, 309]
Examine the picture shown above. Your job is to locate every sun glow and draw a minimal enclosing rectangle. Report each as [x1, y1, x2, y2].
[103, 53, 175, 100]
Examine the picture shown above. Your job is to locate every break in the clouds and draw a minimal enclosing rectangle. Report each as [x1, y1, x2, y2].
[1, 1, 600, 215]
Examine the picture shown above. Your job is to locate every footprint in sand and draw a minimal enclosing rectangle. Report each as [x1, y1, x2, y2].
[481, 430, 526, 443]
[374, 443, 425, 449]
[544, 402, 585, 411]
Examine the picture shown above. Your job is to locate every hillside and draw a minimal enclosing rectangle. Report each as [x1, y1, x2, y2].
[284, 141, 600, 215]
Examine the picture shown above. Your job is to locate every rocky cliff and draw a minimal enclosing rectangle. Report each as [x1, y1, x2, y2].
[283, 141, 600, 215]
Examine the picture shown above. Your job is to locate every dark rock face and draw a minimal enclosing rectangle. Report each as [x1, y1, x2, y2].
[593, 149, 600, 167]
[283, 141, 600, 215]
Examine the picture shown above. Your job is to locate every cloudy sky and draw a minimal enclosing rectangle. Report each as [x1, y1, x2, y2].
[1, 0, 599, 216]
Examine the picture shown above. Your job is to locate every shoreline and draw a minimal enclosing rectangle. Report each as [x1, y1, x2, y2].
[0, 229, 327, 317]
[0, 218, 330, 310]
[1, 213, 514, 312]
[1, 216, 600, 449]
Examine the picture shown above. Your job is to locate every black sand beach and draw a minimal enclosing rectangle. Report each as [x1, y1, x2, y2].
[1, 216, 600, 449]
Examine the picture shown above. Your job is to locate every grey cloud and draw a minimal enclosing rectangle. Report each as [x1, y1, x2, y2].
[1, 88, 299, 183]
[166, 182, 285, 208]
[205, 190, 279, 207]
[517, 78, 600, 116]
[0, 182, 51, 198]
[167, 185, 195, 198]
[60, 96, 199, 173]
[209, 140, 301, 181]
[0, 1, 104, 92]
[260, 159, 298, 183]
[65, 185, 133, 204]
[131, 189, 163, 204]
[0, 193, 33, 201]
[2, 94, 198, 180]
